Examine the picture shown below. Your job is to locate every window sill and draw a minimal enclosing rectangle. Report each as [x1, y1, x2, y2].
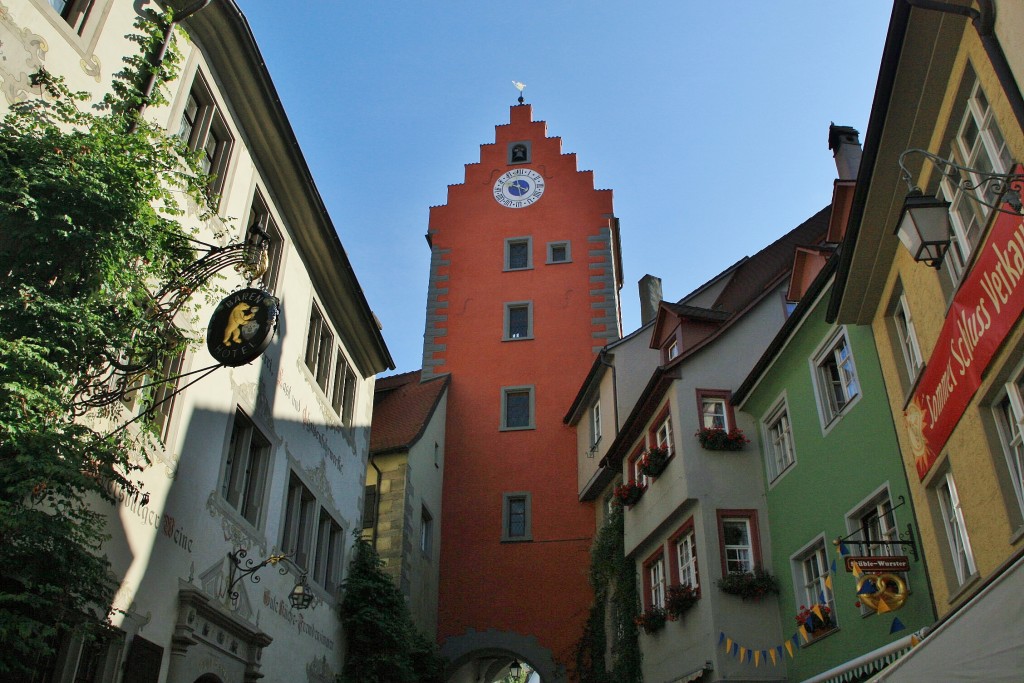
[545, 259, 572, 265]
[947, 571, 981, 605]
[500, 424, 535, 432]
[502, 336, 534, 342]
[500, 536, 533, 543]
[503, 266, 534, 273]
[800, 625, 840, 648]
[208, 494, 266, 549]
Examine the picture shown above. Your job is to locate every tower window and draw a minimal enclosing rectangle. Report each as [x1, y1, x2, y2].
[547, 241, 571, 264]
[505, 237, 532, 271]
[502, 492, 532, 541]
[504, 301, 533, 340]
[501, 386, 535, 430]
[508, 141, 531, 164]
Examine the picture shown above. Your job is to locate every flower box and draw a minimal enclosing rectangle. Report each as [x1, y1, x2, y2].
[716, 567, 780, 601]
[695, 426, 749, 451]
[795, 604, 835, 639]
[634, 606, 667, 634]
[638, 447, 670, 478]
[665, 584, 699, 619]
[613, 481, 644, 506]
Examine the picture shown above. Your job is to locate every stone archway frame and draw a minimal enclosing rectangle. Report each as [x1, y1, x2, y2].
[168, 581, 273, 683]
[441, 629, 565, 683]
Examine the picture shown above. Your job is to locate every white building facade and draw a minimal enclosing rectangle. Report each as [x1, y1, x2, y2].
[4, 1, 392, 681]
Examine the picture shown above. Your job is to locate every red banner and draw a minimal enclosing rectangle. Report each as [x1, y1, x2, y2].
[907, 175, 1024, 480]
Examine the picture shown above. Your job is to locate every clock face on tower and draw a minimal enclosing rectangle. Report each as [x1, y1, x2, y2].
[493, 168, 545, 208]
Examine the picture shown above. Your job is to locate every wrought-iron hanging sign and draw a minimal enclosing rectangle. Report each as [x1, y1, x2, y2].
[206, 288, 280, 367]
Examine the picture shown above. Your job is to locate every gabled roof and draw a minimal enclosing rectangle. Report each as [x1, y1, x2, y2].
[370, 370, 449, 455]
[649, 206, 831, 360]
[563, 320, 654, 425]
[708, 205, 832, 313]
[733, 256, 839, 406]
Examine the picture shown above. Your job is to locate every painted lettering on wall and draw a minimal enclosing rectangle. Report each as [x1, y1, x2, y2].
[263, 589, 335, 650]
[102, 477, 194, 554]
[261, 355, 345, 473]
[907, 174, 1024, 479]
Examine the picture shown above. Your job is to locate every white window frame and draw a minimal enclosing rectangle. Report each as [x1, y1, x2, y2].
[654, 414, 674, 456]
[935, 471, 977, 585]
[221, 410, 272, 529]
[701, 395, 729, 430]
[590, 400, 602, 448]
[891, 289, 924, 387]
[503, 301, 534, 341]
[994, 373, 1024, 520]
[420, 505, 434, 556]
[504, 236, 532, 271]
[847, 487, 909, 613]
[811, 328, 861, 428]
[245, 189, 286, 292]
[313, 507, 345, 594]
[648, 555, 666, 609]
[763, 396, 796, 484]
[631, 448, 649, 489]
[675, 530, 699, 590]
[666, 339, 680, 361]
[940, 74, 1013, 282]
[792, 538, 837, 631]
[283, 470, 346, 595]
[304, 302, 359, 425]
[178, 73, 233, 199]
[722, 518, 754, 574]
[500, 385, 535, 431]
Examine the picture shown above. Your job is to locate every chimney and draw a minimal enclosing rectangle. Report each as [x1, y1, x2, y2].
[638, 275, 662, 325]
[828, 123, 862, 181]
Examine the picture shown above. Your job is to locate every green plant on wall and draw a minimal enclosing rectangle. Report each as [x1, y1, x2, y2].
[574, 502, 643, 683]
[339, 537, 445, 683]
[0, 9, 216, 677]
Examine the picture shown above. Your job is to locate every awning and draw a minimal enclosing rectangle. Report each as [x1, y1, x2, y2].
[669, 662, 712, 683]
[871, 552, 1024, 681]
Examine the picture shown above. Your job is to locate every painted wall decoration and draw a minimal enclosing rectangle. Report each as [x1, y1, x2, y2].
[905, 175, 1024, 479]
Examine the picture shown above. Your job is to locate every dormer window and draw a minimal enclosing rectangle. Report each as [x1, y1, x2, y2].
[666, 339, 679, 362]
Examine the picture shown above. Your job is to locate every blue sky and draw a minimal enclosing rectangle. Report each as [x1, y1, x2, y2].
[239, 1, 894, 375]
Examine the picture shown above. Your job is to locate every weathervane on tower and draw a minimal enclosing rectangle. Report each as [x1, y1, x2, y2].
[512, 80, 526, 104]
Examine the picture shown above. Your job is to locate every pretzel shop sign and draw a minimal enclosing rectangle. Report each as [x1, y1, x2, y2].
[207, 288, 280, 367]
[905, 175, 1024, 480]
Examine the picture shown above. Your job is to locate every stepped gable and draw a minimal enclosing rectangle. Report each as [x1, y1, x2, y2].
[708, 205, 832, 314]
[370, 370, 449, 455]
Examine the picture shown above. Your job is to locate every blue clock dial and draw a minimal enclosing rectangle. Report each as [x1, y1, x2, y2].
[493, 168, 545, 208]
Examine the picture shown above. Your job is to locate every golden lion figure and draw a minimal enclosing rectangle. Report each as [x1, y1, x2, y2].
[222, 303, 258, 346]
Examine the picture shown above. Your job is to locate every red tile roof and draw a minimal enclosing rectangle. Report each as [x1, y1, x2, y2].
[370, 370, 449, 455]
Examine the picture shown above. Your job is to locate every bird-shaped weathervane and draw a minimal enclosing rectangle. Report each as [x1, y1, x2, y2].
[513, 81, 526, 104]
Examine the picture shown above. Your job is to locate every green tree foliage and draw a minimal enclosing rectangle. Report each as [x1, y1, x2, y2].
[0, 10, 212, 676]
[339, 537, 445, 683]
[574, 503, 643, 683]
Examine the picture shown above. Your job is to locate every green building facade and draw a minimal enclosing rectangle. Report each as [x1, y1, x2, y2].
[735, 269, 935, 682]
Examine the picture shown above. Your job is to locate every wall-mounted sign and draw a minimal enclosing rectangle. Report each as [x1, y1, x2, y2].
[905, 170, 1024, 479]
[207, 288, 280, 367]
[844, 556, 910, 573]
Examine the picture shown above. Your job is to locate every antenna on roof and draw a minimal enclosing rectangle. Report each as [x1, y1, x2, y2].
[512, 80, 526, 105]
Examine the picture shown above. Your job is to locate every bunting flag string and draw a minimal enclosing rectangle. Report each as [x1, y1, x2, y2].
[890, 617, 906, 634]
[717, 601, 838, 666]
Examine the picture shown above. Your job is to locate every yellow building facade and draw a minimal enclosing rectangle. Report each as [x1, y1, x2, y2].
[831, 1, 1024, 677]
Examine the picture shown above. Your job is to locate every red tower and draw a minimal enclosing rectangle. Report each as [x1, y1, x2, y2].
[424, 104, 622, 680]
